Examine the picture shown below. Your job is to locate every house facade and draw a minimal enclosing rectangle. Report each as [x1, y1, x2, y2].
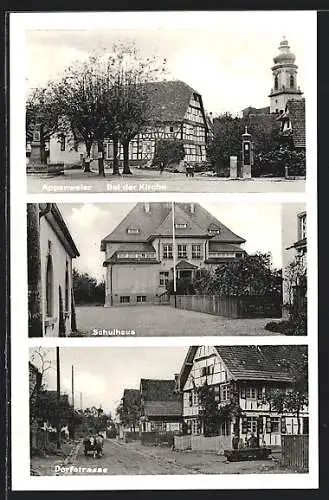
[178, 345, 308, 446]
[40, 80, 210, 168]
[282, 204, 307, 313]
[139, 378, 182, 433]
[101, 203, 246, 307]
[28, 204, 80, 337]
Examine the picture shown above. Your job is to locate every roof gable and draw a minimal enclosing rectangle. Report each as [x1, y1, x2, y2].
[144, 80, 198, 123]
[178, 345, 294, 390]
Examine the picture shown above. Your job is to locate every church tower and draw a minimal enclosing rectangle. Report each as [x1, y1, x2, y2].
[269, 37, 303, 113]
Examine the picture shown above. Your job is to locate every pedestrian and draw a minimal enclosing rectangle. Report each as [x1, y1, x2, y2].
[232, 433, 239, 450]
[248, 432, 258, 449]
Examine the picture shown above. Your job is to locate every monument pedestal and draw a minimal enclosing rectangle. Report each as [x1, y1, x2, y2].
[230, 156, 238, 178]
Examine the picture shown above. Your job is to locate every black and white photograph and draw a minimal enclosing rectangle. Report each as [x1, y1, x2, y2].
[19, 11, 314, 194]
[26, 201, 305, 338]
[29, 345, 309, 476]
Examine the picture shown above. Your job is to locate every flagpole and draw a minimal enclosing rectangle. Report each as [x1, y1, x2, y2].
[172, 202, 177, 308]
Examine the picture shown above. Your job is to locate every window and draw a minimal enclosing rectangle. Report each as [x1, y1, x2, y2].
[127, 227, 140, 234]
[290, 75, 294, 88]
[169, 126, 174, 132]
[175, 223, 187, 229]
[271, 417, 280, 433]
[178, 244, 187, 259]
[45, 255, 53, 317]
[163, 244, 173, 259]
[246, 417, 258, 434]
[192, 419, 200, 435]
[245, 388, 257, 399]
[192, 244, 201, 259]
[137, 296, 146, 303]
[220, 383, 230, 402]
[120, 296, 130, 304]
[201, 365, 214, 377]
[274, 75, 278, 90]
[64, 261, 69, 312]
[159, 271, 169, 286]
[214, 385, 220, 402]
[192, 391, 199, 406]
[60, 134, 66, 151]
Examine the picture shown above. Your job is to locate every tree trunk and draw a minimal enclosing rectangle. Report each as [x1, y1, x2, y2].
[112, 137, 120, 175]
[297, 409, 301, 435]
[84, 142, 92, 173]
[97, 140, 105, 177]
[27, 204, 43, 337]
[122, 140, 132, 175]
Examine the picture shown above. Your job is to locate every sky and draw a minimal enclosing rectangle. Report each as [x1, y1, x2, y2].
[58, 202, 282, 282]
[25, 11, 311, 115]
[29, 346, 188, 416]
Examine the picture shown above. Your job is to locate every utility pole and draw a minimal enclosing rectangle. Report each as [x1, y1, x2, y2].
[172, 202, 177, 308]
[71, 365, 74, 409]
[56, 347, 61, 449]
[80, 392, 83, 410]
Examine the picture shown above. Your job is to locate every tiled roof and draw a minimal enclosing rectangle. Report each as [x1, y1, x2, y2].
[140, 378, 180, 402]
[116, 243, 156, 253]
[143, 400, 182, 417]
[101, 203, 246, 249]
[215, 346, 293, 382]
[144, 80, 204, 124]
[287, 99, 306, 148]
[123, 389, 140, 406]
[208, 242, 244, 252]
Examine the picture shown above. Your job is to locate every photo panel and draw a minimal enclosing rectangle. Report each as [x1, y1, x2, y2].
[24, 201, 307, 338]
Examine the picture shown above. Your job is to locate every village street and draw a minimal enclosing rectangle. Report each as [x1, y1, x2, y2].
[75, 305, 281, 337]
[27, 167, 305, 194]
[32, 438, 286, 476]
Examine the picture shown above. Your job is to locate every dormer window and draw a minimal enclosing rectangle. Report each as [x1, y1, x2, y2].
[175, 223, 187, 229]
[127, 227, 140, 235]
[208, 225, 220, 236]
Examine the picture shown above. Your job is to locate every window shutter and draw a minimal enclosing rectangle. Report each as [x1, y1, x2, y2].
[241, 387, 246, 399]
[265, 416, 271, 433]
[257, 416, 264, 433]
[281, 416, 287, 434]
[257, 388, 263, 400]
[242, 417, 248, 434]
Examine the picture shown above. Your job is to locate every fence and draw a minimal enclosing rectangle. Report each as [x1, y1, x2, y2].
[123, 431, 140, 443]
[174, 434, 231, 453]
[140, 431, 175, 447]
[281, 435, 309, 472]
[170, 295, 282, 319]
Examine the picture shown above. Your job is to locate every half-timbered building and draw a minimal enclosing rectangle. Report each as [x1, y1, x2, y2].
[178, 345, 308, 446]
[44, 80, 210, 168]
[101, 202, 246, 307]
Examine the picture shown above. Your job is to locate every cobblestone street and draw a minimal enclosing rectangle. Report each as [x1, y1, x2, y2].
[74, 305, 281, 337]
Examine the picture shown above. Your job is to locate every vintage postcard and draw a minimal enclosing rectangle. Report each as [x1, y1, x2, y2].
[9, 9, 318, 493]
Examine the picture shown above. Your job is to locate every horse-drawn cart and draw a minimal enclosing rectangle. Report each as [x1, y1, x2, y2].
[83, 434, 104, 458]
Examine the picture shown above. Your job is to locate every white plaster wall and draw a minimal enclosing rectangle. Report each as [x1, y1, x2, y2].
[40, 217, 73, 337]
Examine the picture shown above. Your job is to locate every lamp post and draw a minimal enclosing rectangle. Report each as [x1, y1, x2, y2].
[242, 126, 252, 179]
